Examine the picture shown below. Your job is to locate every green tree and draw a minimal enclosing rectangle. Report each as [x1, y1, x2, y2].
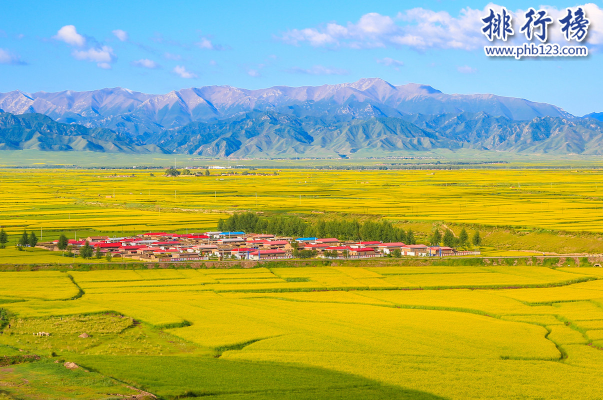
[95, 246, 102, 259]
[205, 169, 210, 176]
[18, 230, 29, 247]
[165, 168, 181, 177]
[392, 248, 402, 258]
[430, 229, 442, 246]
[80, 241, 94, 259]
[28, 232, 38, 247]
[472, 231, 482, 247]
[443, 229, 456, 248]
[406, 229, 416, 245]
[181, 169, 192, 175]
[459, 228, 469, 249]
[105, 253, 113, 262]
[0, 229, 7, 249]
[57, 234, 69, 250]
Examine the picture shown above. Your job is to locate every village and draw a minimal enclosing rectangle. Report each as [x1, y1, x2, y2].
[38, 231, 480, 262]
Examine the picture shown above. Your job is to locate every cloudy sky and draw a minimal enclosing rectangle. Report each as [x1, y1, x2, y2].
[0, 0, 601, 115]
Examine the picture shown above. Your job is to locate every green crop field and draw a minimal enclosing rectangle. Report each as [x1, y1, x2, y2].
[2, 265, 603, 399]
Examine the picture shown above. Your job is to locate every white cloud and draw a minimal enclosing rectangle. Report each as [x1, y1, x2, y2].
[0, 48, 26, 65]
[164, 52, 182, 60]
[53, 25, 86, 47]
[72, 46, 114, 62]
[112, 29, 128, 42]
[53, 26, 117, 69]
[173, 65, 197, 79]
[195, 36, 228, 51]
[280, 9, 482, 50]
[132, 58, 159, 69]
[457, 65, 478, 74]
[247, 69, 261, 77]
[197, 37, 214, 49]
[376, 57, 404, 70]
[286, 65, 349, 75]
[279, 3, 603, 51]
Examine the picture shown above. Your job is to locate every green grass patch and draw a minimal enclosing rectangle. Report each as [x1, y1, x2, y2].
[73, 355, 444, 400]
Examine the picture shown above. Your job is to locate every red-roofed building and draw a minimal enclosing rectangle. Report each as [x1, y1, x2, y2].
[247, 239, 269, 245]
[86, 236, 109, 243]
[154, 241, 180, 246]
[315, 238, 339, 244]
[141, 232, 169, 239]
[349, 247, 379, 258]
[302, 243, 331, 252]
[92, 242, 121, 249]
[230, 248, 256, 259]
[323, 246, 352, 257]
[326, 246, 351, 251]
[357, 241, 382, 249]
[402, 245, 429, 256]
[248, 249, 290, 261]
[262, 240, 290, 249]
[377, 242, 406, 254]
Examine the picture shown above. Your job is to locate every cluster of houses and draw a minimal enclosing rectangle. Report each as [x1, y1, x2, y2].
[39, 231, 479, 262]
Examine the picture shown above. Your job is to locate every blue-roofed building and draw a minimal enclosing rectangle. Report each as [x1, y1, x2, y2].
[219, 231, 245, 237]
[296, 237, 317, 242]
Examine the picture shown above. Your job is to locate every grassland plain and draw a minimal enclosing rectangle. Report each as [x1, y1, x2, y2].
[3, 168, 603, 255]
[3, 266, 603, 399]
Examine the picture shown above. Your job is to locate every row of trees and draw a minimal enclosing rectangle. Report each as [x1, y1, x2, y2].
[165, 168, 211, 177]
[429, 228, 481, 249]
[217, 212, 486, 247]
[17, 230, 38, 248]
[0, 229, 39, 249]
[218, 213, 415, 243]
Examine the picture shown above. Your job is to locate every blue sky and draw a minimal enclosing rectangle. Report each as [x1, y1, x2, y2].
[0, 0, 601, 115]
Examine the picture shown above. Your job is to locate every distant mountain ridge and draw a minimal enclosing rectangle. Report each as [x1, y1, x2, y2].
[0, 78, 573, 137]
[1, 109, 603, 156]
[0, 112, 164, 153]
[1, 78, 602, 158]
[146, 111, 603, 157]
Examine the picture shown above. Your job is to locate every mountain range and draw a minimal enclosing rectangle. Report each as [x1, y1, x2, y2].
[0, 78, 601, 157]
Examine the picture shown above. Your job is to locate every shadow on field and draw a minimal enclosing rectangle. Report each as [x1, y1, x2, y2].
[74, 355, 446, 400]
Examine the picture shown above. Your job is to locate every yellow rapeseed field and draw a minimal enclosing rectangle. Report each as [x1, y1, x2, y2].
[2, 168, 603, 243]
[3, 265, 603, 399]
